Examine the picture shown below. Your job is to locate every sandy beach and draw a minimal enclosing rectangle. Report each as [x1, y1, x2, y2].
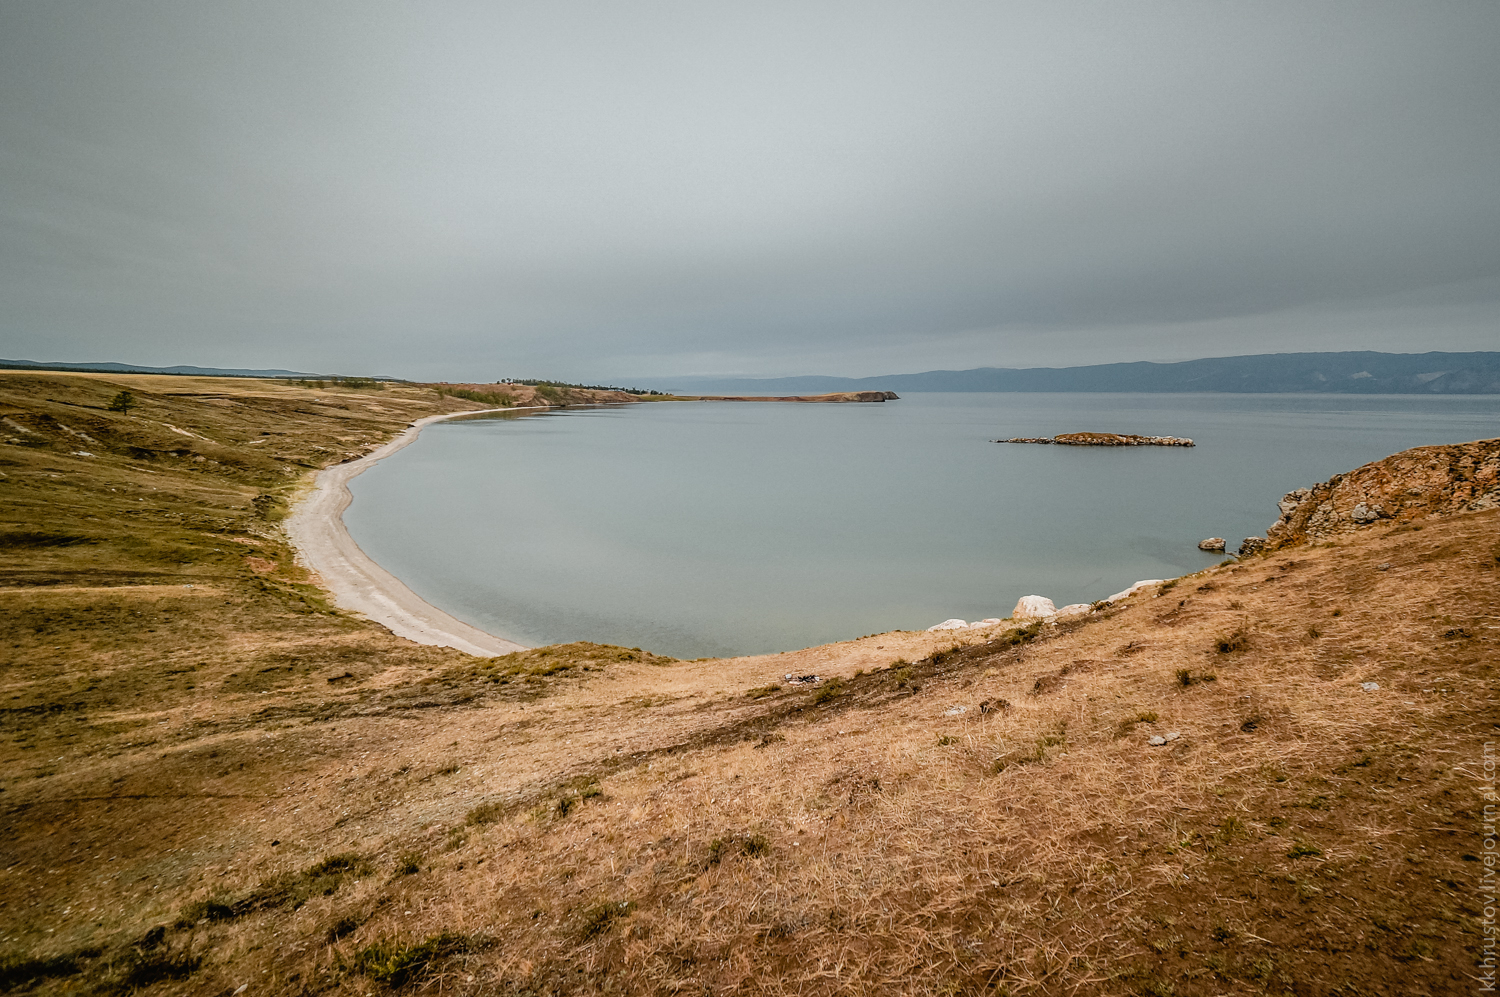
[285, 408, 533, 656]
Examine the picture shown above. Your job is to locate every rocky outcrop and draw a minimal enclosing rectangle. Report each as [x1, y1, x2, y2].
[1265, 437, 1500, 550]
[998, 433, 1194, 447]
[1198, 537, 1226, 551]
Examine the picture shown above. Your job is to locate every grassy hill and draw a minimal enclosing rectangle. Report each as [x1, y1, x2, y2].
[0, 372, 1492, 995]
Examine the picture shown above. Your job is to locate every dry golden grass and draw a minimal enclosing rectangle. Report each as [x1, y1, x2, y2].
[0, 372, 1493, 996]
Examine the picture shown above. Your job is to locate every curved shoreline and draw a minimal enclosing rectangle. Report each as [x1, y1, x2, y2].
[285, 407, 537, 657]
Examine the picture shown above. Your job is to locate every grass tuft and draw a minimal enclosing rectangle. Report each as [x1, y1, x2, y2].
[1287, 840, 1323, 859]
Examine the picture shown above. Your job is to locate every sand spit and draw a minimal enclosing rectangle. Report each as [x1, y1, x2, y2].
[285, 408, 532, 656]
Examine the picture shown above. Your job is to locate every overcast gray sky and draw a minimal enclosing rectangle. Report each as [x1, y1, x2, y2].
[2, 1, 1497, 380]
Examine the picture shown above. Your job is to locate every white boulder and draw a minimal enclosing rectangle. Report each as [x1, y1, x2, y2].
[1054, 603, 1091, 620]
[1012, 595, 1057, 621]
[1103, 579, 1165, 604]
[967, 618, 1003, 629]
[927, 619, 969, 631]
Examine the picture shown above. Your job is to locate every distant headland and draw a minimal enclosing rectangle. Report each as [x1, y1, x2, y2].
[647, 350, 1500, 395]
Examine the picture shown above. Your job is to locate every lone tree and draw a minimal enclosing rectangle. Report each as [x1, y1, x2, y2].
[107, 390, 135, 415]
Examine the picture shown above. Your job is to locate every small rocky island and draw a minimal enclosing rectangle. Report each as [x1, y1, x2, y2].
[997, 432, 1194, 447]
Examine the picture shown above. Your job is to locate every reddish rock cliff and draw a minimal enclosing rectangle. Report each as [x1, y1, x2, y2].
[1265, 437, 1499, 550]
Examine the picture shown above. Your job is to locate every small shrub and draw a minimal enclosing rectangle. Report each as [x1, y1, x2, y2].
[134, 926, 166, 950]
[178, 896, 236, 924]
[578, 900, 633, 939]
[992, 723, 1067, 773]
[119, 950, 201, 987]
[326, 915, 362, 942]
[1115, 711, 1158, 737]
[1287, 840, 1323, 859]
[705, 833, 766, 867]
[307, 853, 364, 877]
[1215, 628, 1247, 654]
[937, 735, 957, 746]
[999, 622, 1043, 647]
[740, 833, 770, 857]
[0, 953, 85, 990]
[812, 677, 846, 705]
[467, 801, 506, 826]
[352, 933, 474, 986]
[251, 493, 284, 520]
[1216, 816, 1247, 842]
[395, 852, 422, 876]
[746, 684, 780, 699]
[893, 666, 913, 687]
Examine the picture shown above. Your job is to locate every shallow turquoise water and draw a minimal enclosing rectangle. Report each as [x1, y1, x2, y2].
[343, 393, 1500, 658]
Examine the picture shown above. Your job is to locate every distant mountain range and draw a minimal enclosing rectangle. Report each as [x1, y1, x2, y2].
[0, 358, 366, 380]
[8, 350, 1499, 393]
[650, 351, 1500, 395]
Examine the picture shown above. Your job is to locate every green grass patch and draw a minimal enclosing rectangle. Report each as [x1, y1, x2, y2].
[450, 642, 674, 686]
[352, 932, 478, 986]
[812, 677, 846, 705]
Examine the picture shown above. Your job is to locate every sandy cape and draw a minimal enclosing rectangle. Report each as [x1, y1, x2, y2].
[285, 408, 531, 656]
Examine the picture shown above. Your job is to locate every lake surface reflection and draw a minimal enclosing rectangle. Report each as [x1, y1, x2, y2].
[344, 393, 1500, 658]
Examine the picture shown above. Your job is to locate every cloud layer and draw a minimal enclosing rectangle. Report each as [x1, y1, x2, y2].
[3, 1, 1497, 379]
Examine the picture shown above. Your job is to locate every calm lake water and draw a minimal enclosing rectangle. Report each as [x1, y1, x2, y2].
[344, 393, 1500, 658]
